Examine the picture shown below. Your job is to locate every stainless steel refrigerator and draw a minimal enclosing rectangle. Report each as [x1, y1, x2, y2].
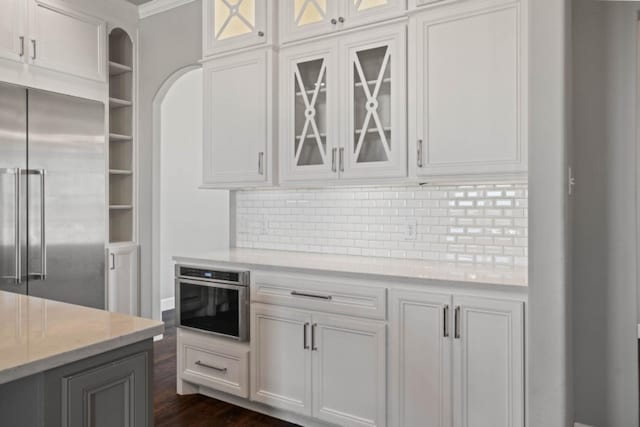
[0, 82, 105, 309]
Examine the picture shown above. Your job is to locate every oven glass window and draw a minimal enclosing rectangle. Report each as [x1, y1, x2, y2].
[179, 282, 240, 337]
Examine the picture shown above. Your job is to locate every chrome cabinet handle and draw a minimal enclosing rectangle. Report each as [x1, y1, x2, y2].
[331, 148, 337, 172]
[31, 39, 36, 60]
[195, 361, 227, 373]
[338, 17, 345, 23]
[443, 304, 450, 338]
[303, 322, 309, 349]
[291, 291, 332, 300]
[258, 31, 265, 37]
[339, 148, 344, 172]
[19, 36, 24, 57]
[330, 18, 337, 25]
[311, 323, 318, 351]
[258, 152, 264, 175]
[454, 306, 461, 339]
[417, 139, 424, 168]
[109, 253, 116, 271]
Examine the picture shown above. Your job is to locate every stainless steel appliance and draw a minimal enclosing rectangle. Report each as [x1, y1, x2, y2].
[175, 265, 250, 341]
[0, 83, 105, 308]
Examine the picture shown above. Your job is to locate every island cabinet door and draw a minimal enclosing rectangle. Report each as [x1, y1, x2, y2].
[388, 290, 452, 427]
[63, 352, 150, 427]
[452, 296, 524, 427]
[311, 313, 386, 427]
[250, 304, 313, 416]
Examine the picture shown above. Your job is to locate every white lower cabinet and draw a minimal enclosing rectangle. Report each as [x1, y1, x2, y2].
[107, 243, 139, 316]
[251, 303, 387, 427]
[390, 290, 524, 427]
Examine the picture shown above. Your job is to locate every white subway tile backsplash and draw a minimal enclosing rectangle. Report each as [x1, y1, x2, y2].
[235, 184, 528, 267]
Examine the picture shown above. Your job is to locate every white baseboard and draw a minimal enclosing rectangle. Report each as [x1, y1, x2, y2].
[575, 423, 595, 427]
[161, 297, 175, 312]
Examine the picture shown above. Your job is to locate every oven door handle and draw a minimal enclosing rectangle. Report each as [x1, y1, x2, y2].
[175, 277, 248, 291]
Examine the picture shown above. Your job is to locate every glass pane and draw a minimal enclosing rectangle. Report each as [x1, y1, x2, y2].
[294, 59, 328, 167]
[214, 0, 255, 41]
[354, 0, 388, 11]
[294, 0, 327, 26]
[353, 46, 391, 163]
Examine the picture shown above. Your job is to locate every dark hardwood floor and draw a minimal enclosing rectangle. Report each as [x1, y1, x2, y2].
[154, 310, 300, 427]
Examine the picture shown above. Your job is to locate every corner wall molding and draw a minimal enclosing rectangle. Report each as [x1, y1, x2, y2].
[139, 0, 196, 19]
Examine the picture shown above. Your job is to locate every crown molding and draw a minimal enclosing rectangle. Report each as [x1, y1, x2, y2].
[139, 0, 196, 19]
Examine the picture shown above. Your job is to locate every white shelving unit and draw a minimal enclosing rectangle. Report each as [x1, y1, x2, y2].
[108, 28, 135, 245]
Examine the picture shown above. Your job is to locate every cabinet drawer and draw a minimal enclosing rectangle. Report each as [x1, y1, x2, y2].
[252, 273, 387, 320]
[178, 329, 249, 398]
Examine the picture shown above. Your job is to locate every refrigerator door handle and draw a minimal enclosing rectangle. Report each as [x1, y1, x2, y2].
[0, 168, 22, 283]
[27, 169, 46, 280]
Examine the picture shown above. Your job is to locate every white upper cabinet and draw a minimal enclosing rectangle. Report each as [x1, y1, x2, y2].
[340, 26, 406, 180]
[0, 0, 25, 63]
[202, 0, 272, 57]
[202, 48, 275, 188]
[280, 23, 407, 185]
[280, 0, 406, 44]
[279, 40, 339, 183]
[452, 296, 524, 427]
[410, 0, 527, 179]
[28, 0, 106, 82]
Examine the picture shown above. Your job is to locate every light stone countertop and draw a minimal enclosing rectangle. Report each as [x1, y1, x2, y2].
[173, 248, 528, 287]
[0, 291, 164, 385]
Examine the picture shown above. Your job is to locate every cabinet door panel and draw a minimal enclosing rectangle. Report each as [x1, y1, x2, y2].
[279, 42, 339, 183]
[341, 24, 407, 180]
[312, 314, 386, 427]
[280, 0, 339, 44]
[203, 49, 272, 186]
[0, 0, 24, 63]
[107, 245, 139, 316]
[250, 304, 312, 416]
[29, 0, 106, 81]
[453, 296, 524, 427]
[389, 290, 452, 427]
[203, 0, 268, 56]
[413, 1, 526, 177]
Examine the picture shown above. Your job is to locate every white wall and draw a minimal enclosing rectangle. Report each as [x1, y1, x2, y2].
[572, 1, 639, 426]
[159, 69, 229, 307]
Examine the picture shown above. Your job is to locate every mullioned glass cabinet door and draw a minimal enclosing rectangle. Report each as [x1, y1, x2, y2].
[280, 42, 339, 183]
[203, 0, 269, 56]
[340, 24, 407, 180]
[279, 0, 340, 44]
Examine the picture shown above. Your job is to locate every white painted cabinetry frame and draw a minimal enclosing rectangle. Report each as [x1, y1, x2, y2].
[0, 0, 26, 63]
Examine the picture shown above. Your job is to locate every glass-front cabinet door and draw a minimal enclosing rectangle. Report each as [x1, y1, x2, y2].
[340, 24, 406, 179]
[280, 0, 339, 44]
[280, 42, 339, 183]
[343, 0, 406, 28]
[203, 0, 269, 56]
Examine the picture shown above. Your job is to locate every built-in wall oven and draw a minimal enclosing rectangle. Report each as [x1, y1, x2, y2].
[175, 265, 250, 341]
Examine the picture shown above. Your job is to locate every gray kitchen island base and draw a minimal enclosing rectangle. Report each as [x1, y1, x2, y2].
[0, 340, 153, 427]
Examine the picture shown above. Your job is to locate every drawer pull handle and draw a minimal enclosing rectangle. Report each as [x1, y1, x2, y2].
[291, 291, 332, 300]
[195, 361, 227, 373]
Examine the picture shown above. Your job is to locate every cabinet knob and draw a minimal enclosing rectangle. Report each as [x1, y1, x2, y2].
[338, 16, 345, 23]
[258, 31, 265, 37]
[330, 18, 337, 25]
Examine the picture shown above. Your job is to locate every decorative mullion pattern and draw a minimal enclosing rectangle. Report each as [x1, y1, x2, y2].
[293, 61, 328, 166]
[215, 0, 254, 40]
[295, 0, 326, 25]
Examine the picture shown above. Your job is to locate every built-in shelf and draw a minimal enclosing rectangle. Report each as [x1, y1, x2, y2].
[109, 61, 132, 76]
[296, 133, 327, 140]
[109, 97, 132, 109]
[109, 133, 132, 142]
[109, 205, 133, 210]
[355, 127, 391, 134]
[109, 169, 133, 175]
[354, 78, 391, 88]
[296, 86, 327, 96]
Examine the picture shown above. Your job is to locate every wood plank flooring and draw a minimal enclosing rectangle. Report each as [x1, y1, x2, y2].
[154, 310, 299, 427]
